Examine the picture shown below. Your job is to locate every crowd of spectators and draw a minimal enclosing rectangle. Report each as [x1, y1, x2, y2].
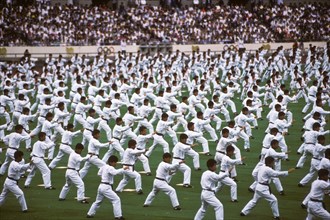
[0, 2, 329, 46]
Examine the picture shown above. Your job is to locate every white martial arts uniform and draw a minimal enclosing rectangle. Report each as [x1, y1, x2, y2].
[144, 161, 180, 208]
[87, 165, 125, 218]
[194, 170, 228, 220]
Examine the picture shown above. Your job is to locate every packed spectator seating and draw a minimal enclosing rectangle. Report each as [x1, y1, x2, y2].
[0, 2, 329, 46]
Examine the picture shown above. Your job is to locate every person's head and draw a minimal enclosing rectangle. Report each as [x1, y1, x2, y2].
[75, 143, 84, 154]
[58, 102, 65, 111]
[222, 128, 229, 138]
[278, 111, 286, 120]
[317, 135, 325, 145]
[318, 169, 329, 182]
[143, 99, 149, 106]
[18, 93, 25, 100]
[207, 159, 217, 172]
[15, 124, 24, 134]
[23, 83, 29, 89]
[265, 156, 275, 168]
[197, 111, 204, 119]
[128, 106, 134, 114]
[161, 113, 169, 121]
[77, 87, 83, 94]
[182, 96, 188, 104]
[14, 150, 24, 162]
[187, 122, 194, 131]
[139, 126, 147, 135]
[80, 96, 87, 103]
[277, 95, 283, 102]
[22, 107, 30, 115]
[325, 148, 330, 159]
[193, 89, 198, 96]
[242, 107, 249, 115]
[116, 117, 123, 125]
[270, 139, 279, 150]
[46, 112, 53, 121]
[92, 129, 101, 139]
[226, 145, 235, 157]
[108, 155, 119, 167]
[98, 89, 104, 96]
[128, 139, 137, 149]
[67, 123, 74, 131]
[312, 122, 321, 131]
[312, 112, 321, 120]
[228, 121, 235, 128]
[88, 108, 96, 117]
[43, 88, 50, 94]
[179, 133, 188, 144]
[105, 100, 112, 107]
[270, 127, 279, 135]
[246, 99, 253, 107]
[208, 101, 214, 108]
[163, 152, 172, 163]
[170, 104, 177, 112]
[213, 95, 219, 102]
[38, 132, 46, 141]
[274, 104, 282, 112]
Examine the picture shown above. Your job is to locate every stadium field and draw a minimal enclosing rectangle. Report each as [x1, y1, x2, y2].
[0, 73, 329, 220]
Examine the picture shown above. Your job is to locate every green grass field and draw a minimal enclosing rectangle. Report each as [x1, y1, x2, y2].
[0, 85, 329, 220]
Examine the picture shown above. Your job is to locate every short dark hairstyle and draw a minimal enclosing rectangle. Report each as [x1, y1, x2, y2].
[324, 148, 330, 158]
[38, 132, 46, 140]
[318, 169, 329, 178]
[128, 139, 137, 148]
[265, 156, 275, 166]
[108, 155, 119, 164]
[222, 128, 229, 135]
[317, 135, 325, 142]
[270, 139, 279, 147]
[15, 124, 23, 131]
[226, 145, 235, 153]
[92, 129, 100, 136]
[116, 117, 123, 124]
[163, 153, 172, 160]
[207, 159, 217, 170]
[67, 123, 74, 130]
[14, 150, 24, 160]
[139, 126, 147, 133]
[88, 108, 96, 114]
[75, 143, 84, 150]
[161, 113, 168, 119]
[312, 122, 321, 130]
[180, 133, 188, 141]
[270, 128, 279, 134]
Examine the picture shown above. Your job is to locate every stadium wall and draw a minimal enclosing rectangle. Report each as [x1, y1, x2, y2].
[0, 42, 326, 59]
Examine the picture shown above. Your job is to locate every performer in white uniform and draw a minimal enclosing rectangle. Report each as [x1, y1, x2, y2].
[240, 156, 295, 219]
[87, 155, 125, 219]
[0, 150, 32, 212]
[305, 169, 330, 220]
[24, 132, 56, 189]
[143, 153, 183, 210]
[59, 143, 90, 203]
[115, 139, 146, 194]
[194, 159, 228, 220]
